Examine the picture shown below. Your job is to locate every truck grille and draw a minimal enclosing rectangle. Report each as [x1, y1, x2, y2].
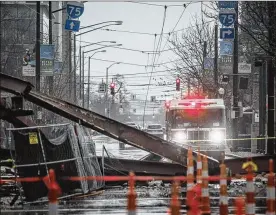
[187, 130, 209, 141]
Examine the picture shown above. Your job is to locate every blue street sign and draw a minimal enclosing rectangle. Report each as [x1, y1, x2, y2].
[220, 28, 235, 40]
[67, 2, 84, 19]
[40, 44, 55, 60]
[220, 41, 233, 56]
[219, 12, 236, 27]
[218, 1, 237, 9]
[65, 19, 80, 32]
[204, 58, 214, 70]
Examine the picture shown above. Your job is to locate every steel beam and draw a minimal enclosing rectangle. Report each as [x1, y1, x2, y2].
[0, 73, 220, 171]
[0, 73, 33, 95]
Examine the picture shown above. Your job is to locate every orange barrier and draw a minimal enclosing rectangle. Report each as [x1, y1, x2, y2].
[201, 156, 210, 215]
[196, 149, 202, 185]
[43, 169, 61, 215]
[127, 172, 137, 215]
[244, 162, 255, 215]
[266, 159, 275, 215]
[186, 147, 194, 215]
[219, 162, 228, 215]
[169, 181, 180, 215]
[235, 197, 245, 215]
[1, 160, 276, 215]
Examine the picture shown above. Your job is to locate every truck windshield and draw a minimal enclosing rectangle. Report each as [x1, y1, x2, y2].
[169, 109, 224, 128]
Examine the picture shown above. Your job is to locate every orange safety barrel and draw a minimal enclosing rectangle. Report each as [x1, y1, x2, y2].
[127, 172, 137, 215]
[266, 159, 275, 215]
[186, 147, 194, 215]
[201, 156, 210, 215]
[219, 163, 228, 215]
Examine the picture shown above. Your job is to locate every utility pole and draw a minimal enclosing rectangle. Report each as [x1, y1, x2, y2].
[202, 41, 207, 94]
[74, 34, 76, 103]
[105, 67, 109, 117]
[82, 51, 85, 108]
[232, 2, 239, 150]
[68, 31, 72, 101]
[79, 46, 82, 102]
[87, 56, 91, 109]
[267, 2, 275, 155]
[214, 24, 218, 93]
[48, 1, 53, 96]
[36, 1, 41, 92]
[36, 1, 41, 124]
[258, 61, 267, 153]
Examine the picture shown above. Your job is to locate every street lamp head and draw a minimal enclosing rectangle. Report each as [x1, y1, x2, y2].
[101, 50, 107, 53]
[115, 21, 123, 25]
[117, 44, 123, 47]
[110, 41, 116, 43]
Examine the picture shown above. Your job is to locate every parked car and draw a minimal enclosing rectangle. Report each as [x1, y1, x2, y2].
[146, 124, 164, 139]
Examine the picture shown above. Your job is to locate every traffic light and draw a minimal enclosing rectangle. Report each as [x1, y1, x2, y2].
[165, 100, 170, 109]
[110, 82, 115, 96]
[176, 78, 180, 91]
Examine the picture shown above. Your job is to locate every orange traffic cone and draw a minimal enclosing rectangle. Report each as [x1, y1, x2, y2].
[266, 159, 275, 215]
[219, 162, 228, 215]
[169, 181, 180, 215]
[127, 172, 137, 215]
[201, 156, 210, 215]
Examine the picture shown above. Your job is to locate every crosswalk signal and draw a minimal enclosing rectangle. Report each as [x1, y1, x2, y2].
[176, 78, 180, 91]
[110, 82, 115, 96]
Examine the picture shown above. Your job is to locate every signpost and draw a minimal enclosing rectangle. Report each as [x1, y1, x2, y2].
[220, 41, 233, 55]
[220, 28, 235, 40]
[66, 2, 84, 19]
[218, 1, 237, 9]
[65, 19, 80, 32]
[65, 1, 84, 32]
[238, 63, 252, 74]
[204, 57, 214, 70]
[219, 11, 236, 27]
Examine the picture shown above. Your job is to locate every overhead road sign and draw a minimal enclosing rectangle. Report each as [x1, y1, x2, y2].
[220, 28, 235, 40]
[218, 1, 238, 9]
[65, 19, 80, 32]
[67, 2, 84, 19]
[219, 11, 236, 27]
[220, 41, 233, 56]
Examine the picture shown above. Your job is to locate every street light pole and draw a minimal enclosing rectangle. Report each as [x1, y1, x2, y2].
[105, 62, 120, 117]
[87, 50, 106, 109]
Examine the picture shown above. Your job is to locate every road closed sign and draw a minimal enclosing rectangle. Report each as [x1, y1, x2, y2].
[238, 63, 251, 74]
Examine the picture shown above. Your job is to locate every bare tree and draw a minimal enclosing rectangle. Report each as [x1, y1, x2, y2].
[168, 15, 218, 97]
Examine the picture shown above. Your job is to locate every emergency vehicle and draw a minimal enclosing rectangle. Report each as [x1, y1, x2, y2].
[165, 98, 227, 160]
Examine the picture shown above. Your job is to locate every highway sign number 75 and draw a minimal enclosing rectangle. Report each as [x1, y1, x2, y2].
[219, 12, 236, 27]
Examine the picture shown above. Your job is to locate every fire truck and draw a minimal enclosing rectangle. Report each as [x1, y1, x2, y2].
[165, 98, 227, 160]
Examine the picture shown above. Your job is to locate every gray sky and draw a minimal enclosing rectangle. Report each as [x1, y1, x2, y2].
[79, 2, 202, 101]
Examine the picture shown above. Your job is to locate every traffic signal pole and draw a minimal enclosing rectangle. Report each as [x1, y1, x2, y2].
[232, 2, 239, 150]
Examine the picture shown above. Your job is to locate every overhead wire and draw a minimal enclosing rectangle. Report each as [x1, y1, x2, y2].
[155, 3, 190, 66]
[142, 5, 167, 127]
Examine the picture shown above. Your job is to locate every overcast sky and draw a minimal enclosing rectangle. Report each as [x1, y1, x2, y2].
[78, 1, 202, 101]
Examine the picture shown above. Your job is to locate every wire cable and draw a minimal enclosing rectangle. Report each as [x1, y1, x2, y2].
[142, 6, 167, 127]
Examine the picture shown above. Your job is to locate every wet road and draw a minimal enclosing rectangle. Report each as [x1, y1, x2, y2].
[1, 138, 268, 214]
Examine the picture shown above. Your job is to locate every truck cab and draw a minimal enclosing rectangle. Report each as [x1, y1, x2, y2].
[165, 98, 227, 160]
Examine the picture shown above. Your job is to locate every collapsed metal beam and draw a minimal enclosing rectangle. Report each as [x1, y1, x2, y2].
[0, 73, 33, 95]
[0, 73, 220, 172]
[98, 157, 185, 176]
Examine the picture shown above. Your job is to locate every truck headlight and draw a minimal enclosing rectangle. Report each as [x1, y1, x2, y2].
[173, 132, 187, 142]
[209, 130, 225, 144]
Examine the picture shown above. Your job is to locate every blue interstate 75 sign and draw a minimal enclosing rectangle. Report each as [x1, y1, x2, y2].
[67, 2, 84, 19]
[220, 28, 235, 40]
[218, 1, 237, 9]
[65, 19, 80, 32]
[219, 12, 236, 27]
